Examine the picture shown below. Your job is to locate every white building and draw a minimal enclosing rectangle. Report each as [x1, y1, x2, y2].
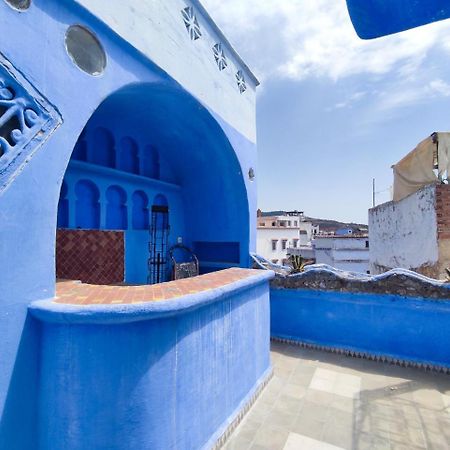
[312, 236, 370, 273]
[369, 133, 450, 279]
[256, 211, 318, 265]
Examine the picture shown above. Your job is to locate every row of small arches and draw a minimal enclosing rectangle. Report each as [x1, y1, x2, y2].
[72, 127, 160, 179]
[58, 180, 168, 231]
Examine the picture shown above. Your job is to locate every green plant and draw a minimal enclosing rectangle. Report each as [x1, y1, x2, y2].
[289, 254, 307, 274]
[445, 268, 450, 282]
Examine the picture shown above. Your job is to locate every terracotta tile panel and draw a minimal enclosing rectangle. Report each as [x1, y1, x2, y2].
[56, 229, 124, 285]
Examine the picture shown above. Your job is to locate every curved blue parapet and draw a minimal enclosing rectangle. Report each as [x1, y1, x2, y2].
[28, 270, 274, 450]
[346, 0, 450, 39]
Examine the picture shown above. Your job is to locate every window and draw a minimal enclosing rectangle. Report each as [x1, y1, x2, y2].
[259, 222, 265, 226]
[65, 25, 107, 76]
[294, 221, 298, 227]
[271, 240, 278, 251]
[288, 221, 291, 226]
[272, 221, 276, 227]
[4, 0, 31, 11]
[365, 240, 369, 248]
[293, 239, 299, 248]
[282, 239, 288, 250]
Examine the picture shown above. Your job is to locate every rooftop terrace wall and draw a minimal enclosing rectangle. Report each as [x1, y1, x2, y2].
[21, 270, 274, 450]
[370, 183, 450, 279]
[268, 266, 450, 371]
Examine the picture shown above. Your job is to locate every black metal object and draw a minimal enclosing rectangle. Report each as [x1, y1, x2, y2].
[169, 244, 199, 280]
[147, 204, 170, 284]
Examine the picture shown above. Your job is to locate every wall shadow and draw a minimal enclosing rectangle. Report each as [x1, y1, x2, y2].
[0, 314, 41, 450]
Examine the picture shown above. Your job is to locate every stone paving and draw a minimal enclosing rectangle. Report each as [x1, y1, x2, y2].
[55, 268, 259, 305]
[225, 341, 450, 450]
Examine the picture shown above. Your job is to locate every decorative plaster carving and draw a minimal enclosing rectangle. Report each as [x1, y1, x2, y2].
[0, 54, 62, 190]
[181, 6, 202, 41]
[236, 70, 247, 94]
[212, 43, 227, 71]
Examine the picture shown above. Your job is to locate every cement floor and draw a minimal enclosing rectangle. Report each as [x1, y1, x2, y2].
[225, 342, 450, 450]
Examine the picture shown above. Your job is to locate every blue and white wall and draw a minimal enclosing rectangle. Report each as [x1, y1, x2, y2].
[0, 0, 258, 446]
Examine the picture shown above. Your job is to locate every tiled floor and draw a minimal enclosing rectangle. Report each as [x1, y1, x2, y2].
[225, 342, 450, 450]
[55, 268, 260, 305]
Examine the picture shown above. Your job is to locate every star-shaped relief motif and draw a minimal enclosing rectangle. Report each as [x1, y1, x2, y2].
[213, 43, 227, 71]
[181, 7, 202, 41]
[236, 70, 247, 94]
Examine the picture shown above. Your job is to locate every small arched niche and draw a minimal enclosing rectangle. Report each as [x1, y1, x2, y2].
[106, 185, 127, 230]
[119, 136, 139, 174]
[142, 145, 160, 179]
[75, 179, 100, 229]
[91, 127, 115, 168]
[132, 190, 149, 230]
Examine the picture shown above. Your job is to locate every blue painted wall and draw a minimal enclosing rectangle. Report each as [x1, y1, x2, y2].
[271, 288, 450, 368]
[30, 273, 273, 450]
[0, 0, 256, 447]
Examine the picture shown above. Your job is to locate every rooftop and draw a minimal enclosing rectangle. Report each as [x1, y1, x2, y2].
[225, 341, 450, 450]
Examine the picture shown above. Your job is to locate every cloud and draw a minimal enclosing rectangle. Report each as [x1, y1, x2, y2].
[374, 78, 450, 112]
[327, 91, 368, 111]
[202, 0, 450, 82]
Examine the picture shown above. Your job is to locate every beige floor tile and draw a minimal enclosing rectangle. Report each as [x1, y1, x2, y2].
[226, 344, 450, 450]
[283, 432, 345, 450]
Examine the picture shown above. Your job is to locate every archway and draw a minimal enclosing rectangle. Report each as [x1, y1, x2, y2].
[55, 83, 250, 284]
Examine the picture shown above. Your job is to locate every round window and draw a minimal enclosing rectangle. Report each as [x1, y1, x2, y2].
[4, 0, 31, 10]
[65, 25, 106, 76]
[248, 167, 255, 181]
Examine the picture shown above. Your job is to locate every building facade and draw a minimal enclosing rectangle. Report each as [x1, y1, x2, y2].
[0, 1, 266, 449]
[369, 183, 450, 279]
[313, 236, 370, 273]
[256, 210, 318, 265]
[290, 235, 370, 273]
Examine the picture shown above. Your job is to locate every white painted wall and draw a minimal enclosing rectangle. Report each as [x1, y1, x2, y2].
[369, 184, 438, 274]
[313, 237, 370, 273]
[76, 0, 257, 142]
[257, 214, 317, 264]
[257, 227, 300, 264]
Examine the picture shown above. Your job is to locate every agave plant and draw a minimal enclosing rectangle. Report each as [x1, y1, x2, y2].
[445, 267, 450, 282]
[289, 254, 307, 274]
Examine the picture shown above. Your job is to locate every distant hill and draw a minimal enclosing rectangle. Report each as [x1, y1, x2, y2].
[305, 216, 368, 233]
[259, 210, 368, 232]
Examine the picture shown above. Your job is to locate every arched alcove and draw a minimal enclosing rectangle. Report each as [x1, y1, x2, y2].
[153, 193, 168, 207]
[57, 82, 250, 284]
[132, 190, 149, 230]
[119, 136, 139, 174]
[57, 181, 69, 228]
[75, 179, 100, 229]
[91, 127, 115, 168]
[106, 185, 127, 230]
[142, 145, 160, 179]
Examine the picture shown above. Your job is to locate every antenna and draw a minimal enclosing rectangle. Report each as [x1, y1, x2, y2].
[372, 178, 375, 207]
